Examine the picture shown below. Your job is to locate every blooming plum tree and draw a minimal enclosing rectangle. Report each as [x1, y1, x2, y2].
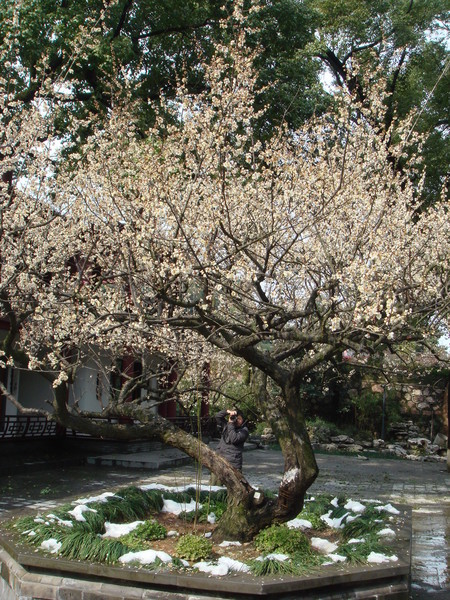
[1, 7, 448, 539]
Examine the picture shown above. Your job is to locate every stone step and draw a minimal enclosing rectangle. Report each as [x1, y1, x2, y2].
[86, 448, 192, 470]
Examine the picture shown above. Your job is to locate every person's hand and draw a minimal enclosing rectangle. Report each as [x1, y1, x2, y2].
[227, 409, 237, 417]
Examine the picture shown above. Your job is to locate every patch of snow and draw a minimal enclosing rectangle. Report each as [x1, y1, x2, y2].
[67, 505, 97, 522]
[27, 530, 36, 537]
[205, 532, 212, 538]
[161, 498, 201, 515]
[207, 513, 216, 524]
[287, 518, 313, 530]
[141, 483, 224, 493]
[41, 539, 61, 554]
[167, 530, 179, 537]
[311, 537, 338, 554]
[259, 553, 289, 561]
[320, 510, 350, 529]
[345, 515, 359, 524]
[327, 553, 347, 563]
[348, 538, 364, 544]
[378, 527, 396, 537]
[34, 518, 45, 524]
[344, 500, 366, 513]
[219, 540, 242, 547]
[375, 503, 400, 515]
[218, 556, 250, 573]
[331, 497, 340, 508]
[101, 521, 144, 538]
[119, 549, 173, 565]
[281, 468, 300, 484]
[367, 552, 398, 564]
[46, 514, 73, 527]
[74, 492, 116, 505]
[194, 561, 229, 576]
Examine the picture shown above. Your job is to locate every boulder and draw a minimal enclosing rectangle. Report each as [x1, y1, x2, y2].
[433, 433, 448, 449]
[373, 439, 385, 449]
[330, 435, 354, 444]
[407, 437, 430, 449]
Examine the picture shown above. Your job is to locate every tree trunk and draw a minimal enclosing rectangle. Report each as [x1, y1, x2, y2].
[51, 380, 317, 541]
[213, 381, 319, 540]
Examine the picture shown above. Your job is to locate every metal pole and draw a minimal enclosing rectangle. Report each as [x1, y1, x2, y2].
[381, 386, 386, 440]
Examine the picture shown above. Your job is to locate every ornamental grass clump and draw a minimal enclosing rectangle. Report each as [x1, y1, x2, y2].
[341, 506, 387, 541]
[338, 535, 391, 564]
[249, 556, 299, 576]
[58, 530, 130, 563]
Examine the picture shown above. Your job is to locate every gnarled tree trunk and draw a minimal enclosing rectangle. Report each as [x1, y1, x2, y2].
[52, 379, 317, 542]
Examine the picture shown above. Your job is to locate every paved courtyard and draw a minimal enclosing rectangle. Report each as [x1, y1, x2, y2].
[0, 443, 448, 598]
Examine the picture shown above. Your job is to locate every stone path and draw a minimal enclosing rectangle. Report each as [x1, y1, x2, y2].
[0, 444, 448, 598]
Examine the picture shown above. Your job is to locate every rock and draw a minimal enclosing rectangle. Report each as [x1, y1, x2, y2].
[407, 437, 430, 449]
[342, 444, 364, 453]
[393, 446, 408, 457]
[360, 440, 373, 448]
[406, 454, 423, 461]
[424, 455, 446, 463]
[373, 439, 385, 449]
[322, 443, 339, 452]
[433, 433, 448, 449]
[331, 435, 354, 444]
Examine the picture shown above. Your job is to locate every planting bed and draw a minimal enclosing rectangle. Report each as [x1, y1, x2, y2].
[0, 483, 412, 599]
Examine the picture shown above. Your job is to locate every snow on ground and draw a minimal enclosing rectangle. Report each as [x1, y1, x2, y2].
[101, 521, 144, 538]
[311, 537, 338, 554]
[378, 527, 396, 537]
[255, 553, 290, 562]
[46, 514, 73, 527]
[141, 483, 224, 493]
[194, 556, 250, 576]
[286, 517, 313, 530]
[375, 503, 400, 515]
[40, 539, 61, 554]
[74, 492, 117, 505]
[320, 510, 350, 529]
[161, 498, 201, 515]
[219, 540, 242, 547]
[326, 553, 347, 563]
[344, 499, 366, 513]
[367, 552, 398, 563]
[67, 504, 97, 521]
[119, 549, 174, 565]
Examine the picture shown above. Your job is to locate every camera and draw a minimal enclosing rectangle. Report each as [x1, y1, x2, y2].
[229, 413, 237, 422]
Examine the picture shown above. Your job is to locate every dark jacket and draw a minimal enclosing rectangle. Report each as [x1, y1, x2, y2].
[215, 410, 249, 471]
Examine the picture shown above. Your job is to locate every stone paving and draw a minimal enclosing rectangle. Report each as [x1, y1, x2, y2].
[0, 443, 448, 599]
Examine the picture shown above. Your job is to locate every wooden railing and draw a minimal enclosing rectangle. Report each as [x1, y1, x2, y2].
[0, 415, 57, 439]
[0, 414, 215, 440]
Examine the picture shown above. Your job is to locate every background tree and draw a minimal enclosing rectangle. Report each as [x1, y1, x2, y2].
[0, 0, 323, 143]
[306, 0, 449, 205]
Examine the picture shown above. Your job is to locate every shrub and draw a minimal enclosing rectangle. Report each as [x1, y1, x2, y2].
[175, 534, 213, 561]
[306, 418, 340, 443]
[120, 520, 167, 550]
[254, 524, 311, 555]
